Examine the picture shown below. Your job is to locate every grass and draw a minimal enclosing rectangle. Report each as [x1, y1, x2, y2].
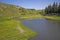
[44, 16, 60, 21]
[20, 14, 43, 19]
[20, 14, 60, 21]
[0, 3, 37, 40]
[0, 20, 36, 40]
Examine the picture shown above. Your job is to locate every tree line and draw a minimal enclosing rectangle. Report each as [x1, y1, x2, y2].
[45, 2, 60, 16]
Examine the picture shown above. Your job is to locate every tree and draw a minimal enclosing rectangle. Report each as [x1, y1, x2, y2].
[48, 5, 52, 14]
[45, 5, 52, 15]
[45, 2, 60, 16]
[58, 3, 60, 15]
[45, 7, 48, 14]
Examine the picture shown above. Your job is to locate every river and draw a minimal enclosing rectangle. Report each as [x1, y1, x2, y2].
[22, 18, 60, 40]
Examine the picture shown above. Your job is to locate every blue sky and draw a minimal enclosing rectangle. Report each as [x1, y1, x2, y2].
[0, 0, 60, 9]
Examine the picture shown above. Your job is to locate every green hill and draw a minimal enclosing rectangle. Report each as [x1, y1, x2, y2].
[0, 3, 41, 20]
[0, 3, 36, 40]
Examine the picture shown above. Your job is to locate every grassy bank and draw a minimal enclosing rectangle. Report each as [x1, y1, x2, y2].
[20, 14, 43, 19]
[44, 16, 60, 21]
[20, 15, 60, 21]
[0, 20, 36, 40]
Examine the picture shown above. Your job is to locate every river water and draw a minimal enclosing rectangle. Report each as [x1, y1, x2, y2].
[22, 18, 60, 40]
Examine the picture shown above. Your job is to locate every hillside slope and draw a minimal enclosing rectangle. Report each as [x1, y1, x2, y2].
[0, 3, 36, 40]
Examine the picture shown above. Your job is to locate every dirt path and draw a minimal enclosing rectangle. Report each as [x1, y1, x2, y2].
[17, 25, 25, 33]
